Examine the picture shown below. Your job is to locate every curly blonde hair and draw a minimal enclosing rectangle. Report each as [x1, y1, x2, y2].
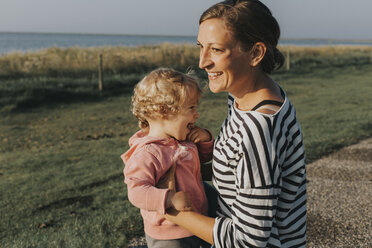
[131, 68, 202, 130]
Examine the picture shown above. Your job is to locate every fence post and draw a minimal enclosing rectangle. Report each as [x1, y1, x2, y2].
[98, 53, 103, 92]
[286, 48, 290, 71]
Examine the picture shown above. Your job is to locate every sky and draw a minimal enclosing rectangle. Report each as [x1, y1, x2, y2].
[1, 0, 371, 40]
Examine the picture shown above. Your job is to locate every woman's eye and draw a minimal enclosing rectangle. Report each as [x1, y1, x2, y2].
[212, 47, 222, 52]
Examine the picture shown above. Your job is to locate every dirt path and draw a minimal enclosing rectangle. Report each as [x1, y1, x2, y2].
[307, 137, 372, 247]
[128, 138, 372, 247]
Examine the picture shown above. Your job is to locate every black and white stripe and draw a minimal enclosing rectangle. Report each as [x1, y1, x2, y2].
[212, 91, 306, 247]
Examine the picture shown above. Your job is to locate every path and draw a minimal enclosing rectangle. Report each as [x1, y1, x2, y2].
[307, 138, 372, 247]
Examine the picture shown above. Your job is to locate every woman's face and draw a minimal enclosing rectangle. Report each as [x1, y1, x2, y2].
[197, 18, 251, 94]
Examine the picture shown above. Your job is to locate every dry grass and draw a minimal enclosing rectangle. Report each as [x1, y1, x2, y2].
[1, 44, 371, 78]
[280, 45, 372, 56]
[0, 43, 200, 77]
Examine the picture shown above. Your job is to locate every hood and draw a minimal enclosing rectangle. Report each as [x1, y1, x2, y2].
[121, 130, 176, 163]
[121, 130, 192, 164]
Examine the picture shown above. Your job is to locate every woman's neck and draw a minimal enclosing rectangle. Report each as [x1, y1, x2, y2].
[232, 72, 283, 111]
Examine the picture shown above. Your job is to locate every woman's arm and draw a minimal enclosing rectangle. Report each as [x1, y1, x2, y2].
[165, 208, 215, 244]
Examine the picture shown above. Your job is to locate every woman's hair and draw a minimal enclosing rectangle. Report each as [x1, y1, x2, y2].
[199, 0, 284, 74]
[131, 68, 202, 129]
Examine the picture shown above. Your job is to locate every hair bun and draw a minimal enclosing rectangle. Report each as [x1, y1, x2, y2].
[273, 47, 285, 70]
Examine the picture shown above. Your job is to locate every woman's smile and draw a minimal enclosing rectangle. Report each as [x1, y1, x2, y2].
[207, 71, 223, 80]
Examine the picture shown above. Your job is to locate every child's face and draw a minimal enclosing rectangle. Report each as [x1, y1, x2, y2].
[164, 98, 200, 141]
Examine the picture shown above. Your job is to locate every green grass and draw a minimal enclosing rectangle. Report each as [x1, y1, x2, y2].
[0, 73, 142, 112]
[1, 48, 372, 247]
[0, 97, 145, 247]
[273, 63, 372, 162]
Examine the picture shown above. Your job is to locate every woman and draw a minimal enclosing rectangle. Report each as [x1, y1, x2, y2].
[165, 1, 307, 247]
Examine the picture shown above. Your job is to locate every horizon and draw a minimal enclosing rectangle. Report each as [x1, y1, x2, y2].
[1, 31, 372, 42]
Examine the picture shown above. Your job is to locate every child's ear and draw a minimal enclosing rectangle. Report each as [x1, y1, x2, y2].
[249, 42, 266, 67]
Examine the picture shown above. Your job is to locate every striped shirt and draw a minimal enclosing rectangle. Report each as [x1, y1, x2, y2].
[212, 90, 306, 248]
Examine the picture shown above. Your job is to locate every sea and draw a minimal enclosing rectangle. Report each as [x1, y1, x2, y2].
[1, 32, 372, 55]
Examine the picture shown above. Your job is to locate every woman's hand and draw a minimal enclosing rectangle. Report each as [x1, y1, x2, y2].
[164, 207, 215, 245]
[187, 125, 212, 143]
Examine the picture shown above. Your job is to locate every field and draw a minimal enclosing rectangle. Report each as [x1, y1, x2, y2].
[1, 45, 372, 247]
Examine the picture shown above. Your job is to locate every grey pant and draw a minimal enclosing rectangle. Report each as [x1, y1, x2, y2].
[145, 234, 201, 248]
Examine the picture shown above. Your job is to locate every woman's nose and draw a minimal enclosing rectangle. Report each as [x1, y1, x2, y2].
[199, 50, 212, 69]
[194, 111, 199, 120]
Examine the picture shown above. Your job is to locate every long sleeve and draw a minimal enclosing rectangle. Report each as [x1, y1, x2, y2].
[213, 113, 281, 247]
[213, 159, 281, 247]
[123, 150, 170, 215]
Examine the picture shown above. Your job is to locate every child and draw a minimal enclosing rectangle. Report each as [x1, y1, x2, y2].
[121, 68, 213, 248]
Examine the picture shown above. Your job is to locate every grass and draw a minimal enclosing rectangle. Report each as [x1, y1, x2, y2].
[1, 44, 371, 113]
[0, 74, 141, 112]
[0, 98, 142, 247]
[276, 63, 372, 162]
[1, 45, 372, 247]
[0, 44, 200, 78]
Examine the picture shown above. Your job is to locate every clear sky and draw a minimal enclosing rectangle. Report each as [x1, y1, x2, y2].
[1, 0, 371, 40]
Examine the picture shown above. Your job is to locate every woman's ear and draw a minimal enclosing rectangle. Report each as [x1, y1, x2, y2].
[249, 42, 266, 67]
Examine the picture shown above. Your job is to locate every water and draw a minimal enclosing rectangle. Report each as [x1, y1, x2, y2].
[0, 32, 197, 55]
[1, 32, 372, 55]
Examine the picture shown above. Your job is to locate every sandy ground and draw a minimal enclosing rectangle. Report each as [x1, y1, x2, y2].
[128, 138, 372, 248]
[306, 138, 372, 247]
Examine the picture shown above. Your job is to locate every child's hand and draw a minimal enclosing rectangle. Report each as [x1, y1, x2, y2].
[187, 125, 212, 143]
[166, 191, 193, 211]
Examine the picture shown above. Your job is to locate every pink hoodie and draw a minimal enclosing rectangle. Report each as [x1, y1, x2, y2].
[121, 130, 213, 240]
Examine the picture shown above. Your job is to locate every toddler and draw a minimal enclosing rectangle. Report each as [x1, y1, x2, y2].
[121, 68, 213, 248]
